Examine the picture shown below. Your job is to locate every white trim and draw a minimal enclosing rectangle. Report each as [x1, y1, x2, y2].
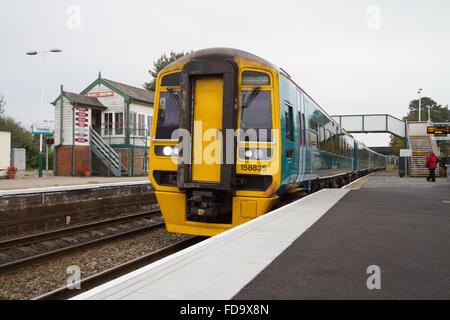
[72, 188, 349, 300]
[0, 180, 150, 197]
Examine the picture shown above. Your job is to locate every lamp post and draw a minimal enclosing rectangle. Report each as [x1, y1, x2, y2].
[417, 88, 423, 122]
[26, 49, 62, 177]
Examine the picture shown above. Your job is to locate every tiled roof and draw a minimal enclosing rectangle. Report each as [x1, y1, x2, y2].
[103, 78, 155, 104]
[63, 91, 106, 108]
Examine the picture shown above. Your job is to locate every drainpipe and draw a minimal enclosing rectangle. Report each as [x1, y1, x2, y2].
[60, 85, 64, 145]
[54, 84, 64, 176]
[126, 100, 131, 176]
[72, 104, 75, 176]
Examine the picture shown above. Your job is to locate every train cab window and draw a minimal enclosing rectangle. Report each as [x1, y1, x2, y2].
[161, 72, 181, 87]
[240, 90, 272, 141]
[155, 90, 180, 139]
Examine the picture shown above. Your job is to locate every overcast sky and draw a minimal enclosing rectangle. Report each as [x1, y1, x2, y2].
[1, 0, 449, 146]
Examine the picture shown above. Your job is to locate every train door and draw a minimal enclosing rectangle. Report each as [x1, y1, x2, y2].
[192, 76, 223, 182]
[283, 101, 295, 183]
[177, 57, 238, 191]
[296, 91, 306, 184]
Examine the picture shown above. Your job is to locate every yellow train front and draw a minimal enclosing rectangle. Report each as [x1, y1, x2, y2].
[149, 48, 281, 236]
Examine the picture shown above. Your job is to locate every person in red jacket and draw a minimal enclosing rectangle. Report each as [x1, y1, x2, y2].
[426, 151, 439, 182]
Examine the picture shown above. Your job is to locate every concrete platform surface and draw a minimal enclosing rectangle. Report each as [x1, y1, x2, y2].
[72, 171, 450, 300]
[234, 173, 450, 299]
[72, 189, 350, 300]
[0, 175, 149, 192]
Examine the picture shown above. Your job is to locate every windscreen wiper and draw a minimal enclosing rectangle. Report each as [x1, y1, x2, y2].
[167, 87, 180, 105]
[241, 86, 261, 110]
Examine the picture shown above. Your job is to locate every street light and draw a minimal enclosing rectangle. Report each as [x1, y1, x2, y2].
[26, 48, 62, 177]
[417, 88, 423, 122]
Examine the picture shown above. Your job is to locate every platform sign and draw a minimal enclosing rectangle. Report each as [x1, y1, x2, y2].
[32, 121, 54, 135]
[75, 107, 89, 145]
[427, 126, 450, 135]
[400, 149, 412, 157]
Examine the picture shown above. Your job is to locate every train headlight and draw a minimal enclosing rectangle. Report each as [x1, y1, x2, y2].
[254, 149, 264, 159]
[155, 145, 179, 157]
[239, 148, 272, 160]
[163, 146, 173, 156]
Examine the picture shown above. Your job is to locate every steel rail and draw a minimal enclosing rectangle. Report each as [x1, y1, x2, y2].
[0, 210, 161, 251]
[34, 236, 205, 300]
[0, 220, 165, 273]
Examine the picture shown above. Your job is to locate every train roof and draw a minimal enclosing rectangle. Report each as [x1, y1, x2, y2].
[162, 47, 279, 72]
[162, 48, 385, 158]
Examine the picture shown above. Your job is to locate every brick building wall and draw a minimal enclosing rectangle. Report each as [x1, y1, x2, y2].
[116, 148, 148, 176]
[55, 145, 90, 176]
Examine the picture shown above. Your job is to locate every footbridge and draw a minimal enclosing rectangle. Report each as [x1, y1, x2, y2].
[331, 114, 406, 138]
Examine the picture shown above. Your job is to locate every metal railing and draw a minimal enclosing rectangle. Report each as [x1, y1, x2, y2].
[90, 127, 127, 176]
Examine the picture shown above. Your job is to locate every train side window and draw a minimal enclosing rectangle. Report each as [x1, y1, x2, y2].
[319, 126, 326, 151]
[326, 129, 332, 153]
[302, 114, 306, 146]
[309, 120, 318, 149]
[298, 112, 303, 145]
[285, 102, 294, 142]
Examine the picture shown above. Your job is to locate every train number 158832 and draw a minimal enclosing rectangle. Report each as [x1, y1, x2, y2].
[240, 164, 267, 172]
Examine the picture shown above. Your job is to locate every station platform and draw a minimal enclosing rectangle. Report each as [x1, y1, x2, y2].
[0, 175, 148, 195]
[73, 172, 450, 300]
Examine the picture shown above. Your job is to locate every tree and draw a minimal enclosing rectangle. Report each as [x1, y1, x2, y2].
[389, 134, 405, 156]
[0, 95, 5, 116]
[406, 97, 449, 122]
[0, 96, 40, 169]
[143, 51, 191, 91]
[389, 96, 449, 156]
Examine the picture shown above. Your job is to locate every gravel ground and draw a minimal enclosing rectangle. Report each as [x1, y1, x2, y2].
[0, 228, 190, 300]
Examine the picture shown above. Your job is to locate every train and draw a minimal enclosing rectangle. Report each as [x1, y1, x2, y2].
[148, 48, 386, 236]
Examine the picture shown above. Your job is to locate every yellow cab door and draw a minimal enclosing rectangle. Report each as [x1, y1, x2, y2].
[192, 76, 223, 182]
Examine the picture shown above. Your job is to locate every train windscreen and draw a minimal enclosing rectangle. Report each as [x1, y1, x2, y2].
[155, 90, 180, 139]
[240, 90, 272, 141]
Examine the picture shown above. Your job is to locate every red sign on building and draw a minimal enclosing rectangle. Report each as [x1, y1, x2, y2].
[85, 91, 114, 98]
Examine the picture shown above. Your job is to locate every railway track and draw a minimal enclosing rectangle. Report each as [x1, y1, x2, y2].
[34, 236, 205, 300]
[0, 210, 164, 273]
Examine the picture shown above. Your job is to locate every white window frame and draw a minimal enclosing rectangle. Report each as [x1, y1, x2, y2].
[102, 111, 125, 137]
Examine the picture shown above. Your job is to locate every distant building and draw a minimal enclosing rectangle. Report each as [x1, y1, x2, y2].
[52, 74, 154, 176]
[0, 130, 11, 178]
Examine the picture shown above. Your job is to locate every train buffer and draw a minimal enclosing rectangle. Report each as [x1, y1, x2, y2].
[73, 171, 450, 300]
